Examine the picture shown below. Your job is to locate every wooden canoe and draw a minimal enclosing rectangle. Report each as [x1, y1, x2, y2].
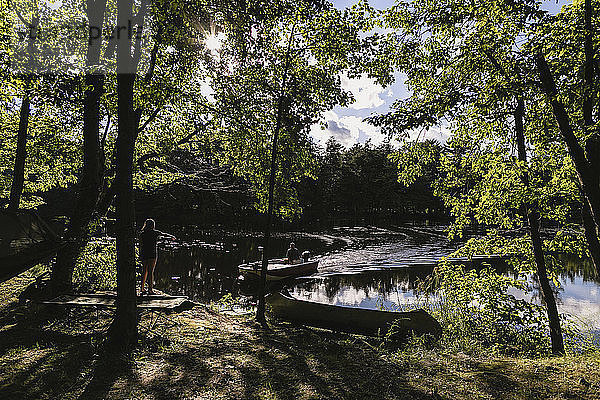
[238, 260, 318, 281]
[266, 290, 442, 339]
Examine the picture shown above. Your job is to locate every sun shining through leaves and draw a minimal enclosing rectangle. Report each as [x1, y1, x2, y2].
[204, 33, 224, 53]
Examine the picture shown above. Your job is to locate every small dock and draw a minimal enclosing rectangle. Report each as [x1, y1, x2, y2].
[41, 292, 195, 311]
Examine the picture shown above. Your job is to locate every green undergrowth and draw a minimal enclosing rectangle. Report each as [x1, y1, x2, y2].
[383, 232, 600, 359]
[2, 272, 600, 399]
[72, 238, 117, 292]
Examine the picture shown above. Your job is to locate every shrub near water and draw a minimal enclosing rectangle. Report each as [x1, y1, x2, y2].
[411, 233, 598, 358]
[424, 262, 552, 357]
[72, 238, 117, 292]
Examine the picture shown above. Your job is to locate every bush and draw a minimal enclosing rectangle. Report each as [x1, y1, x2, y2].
[72, 238, 117, 292]
[423, 262, 553, 357]
[405, 233, 597, 358]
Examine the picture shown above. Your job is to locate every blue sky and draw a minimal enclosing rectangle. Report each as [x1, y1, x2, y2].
[310, 0, 572, 148]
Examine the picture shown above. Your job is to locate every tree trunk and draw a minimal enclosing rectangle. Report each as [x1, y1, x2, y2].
[256, 25, 296, 324]
[582, 201, 600, 272]
[581, 0, 600, 273]
[108, 0, 138, 350]
[528, 210, 564, 354]
[8, 15, 39, 210]
[50, 0, 108, 293]
[536, 53, 600, 276]
[256, 99, 283, 325]
[52, 11, 156, 293]
[51, 72, 104, 292]
[514, 97, 564, 354]
[583, 0, 594, 129]
[8, 93, 31, 210]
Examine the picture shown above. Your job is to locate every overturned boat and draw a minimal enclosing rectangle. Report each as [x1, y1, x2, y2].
[266, 290, 442, 339]
[0, 210, 62, 283]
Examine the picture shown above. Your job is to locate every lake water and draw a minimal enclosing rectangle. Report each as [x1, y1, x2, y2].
[154, 225, 600, 328]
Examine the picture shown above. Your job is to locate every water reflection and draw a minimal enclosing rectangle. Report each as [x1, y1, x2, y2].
[152, 225, 600, 328]
[291, 257, 600, 328]
[153, 231, 352, 301]
[557, 255, 598, 284]
[290, 267, 435, 312]
[155, 242, 239, 301]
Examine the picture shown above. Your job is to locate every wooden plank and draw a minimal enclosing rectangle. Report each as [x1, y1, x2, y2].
[41, 294, 193, 310]
[73, 292, 188, 300]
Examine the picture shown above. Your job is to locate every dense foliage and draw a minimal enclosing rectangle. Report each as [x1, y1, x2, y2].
[1, 0, 599, 355]
[298, 138, 444, 226]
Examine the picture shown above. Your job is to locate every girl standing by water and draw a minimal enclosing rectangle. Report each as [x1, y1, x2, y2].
[138, 218, 175, 295]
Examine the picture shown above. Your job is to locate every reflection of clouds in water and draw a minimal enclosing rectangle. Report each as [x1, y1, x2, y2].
[560, 298, 600, 329]
[558, 277, 599, 302]
[306, 229, 600, 330]
[299, 252, 600, 330]
[292, 283, 418, 308]
[558, 277, 600, 329]
[293, 286, 367, 307]
[508, 275, 600, 329]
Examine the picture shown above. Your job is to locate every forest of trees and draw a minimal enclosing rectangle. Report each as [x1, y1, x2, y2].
[27, 137, 444, 229]
[297, 138, 444, 226]
[1, 0, 599, 356]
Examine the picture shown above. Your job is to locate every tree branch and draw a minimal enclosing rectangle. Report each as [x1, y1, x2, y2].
[583, 0, 595, 127]
[137, 106, 161, 133]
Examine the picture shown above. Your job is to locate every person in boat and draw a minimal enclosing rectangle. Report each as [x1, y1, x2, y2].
[138, 218, 175, 295]
[286, 242, 301, 264]
[302, 250, 310, 263]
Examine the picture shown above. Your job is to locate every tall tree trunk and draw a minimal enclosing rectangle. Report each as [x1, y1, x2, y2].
[51, 0, 108, 293]
[256, 25, 295, 324]
[581, 0, 600, 272]
[536, 54, 600, 277]
[583, 0, 594, 129]
[8, 16, 38, 210]
[514, 97, 564, 354]
[256, 98, 284, 325]
[582, 201, 600, 272]
[53, 25, 157, 292]
[8, 92, 30, 210]
[527, 210, 564, 354]
[108, 0, 138, 349]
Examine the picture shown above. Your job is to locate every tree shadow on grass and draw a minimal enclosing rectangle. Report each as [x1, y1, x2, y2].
[137, 350, 213, 400]
[463, 359, 549, 399]
[0, 326, 98, 399]
[230, 321, 583, 400]
[0, 300, 128, 400]
[77, 351, 137, 400]
[2, 299, 590, 400]
[220, 321, 437, 400]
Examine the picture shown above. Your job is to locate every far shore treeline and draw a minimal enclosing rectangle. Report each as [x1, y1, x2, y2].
[26, 138, 445, 231]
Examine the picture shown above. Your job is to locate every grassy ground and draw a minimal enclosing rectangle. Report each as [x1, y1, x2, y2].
[1, 273, 600, 399]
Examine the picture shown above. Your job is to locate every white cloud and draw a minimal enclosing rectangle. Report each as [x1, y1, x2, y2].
[405, 125, 451, 144]
[310, 110, 386, 148]
[199, 78, 214, 102]
[340, 115, 385, 145]
[341, 74, 386, 110]
[45, 0, 63, 8]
